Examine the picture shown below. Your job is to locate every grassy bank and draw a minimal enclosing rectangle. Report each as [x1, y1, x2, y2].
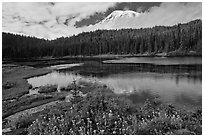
[2, 64, 53, 119]
[2, 64, 51, 100]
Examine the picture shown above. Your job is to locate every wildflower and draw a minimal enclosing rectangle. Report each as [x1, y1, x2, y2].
[109, 110, 113, 117]
[101, 129, 105, 134]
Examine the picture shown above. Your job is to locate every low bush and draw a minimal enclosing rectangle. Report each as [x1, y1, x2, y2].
[38, 85, 57, 93]
[8, 113, 33, 130]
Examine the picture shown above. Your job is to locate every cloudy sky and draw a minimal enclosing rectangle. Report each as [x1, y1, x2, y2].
[2, 2, 202, 39]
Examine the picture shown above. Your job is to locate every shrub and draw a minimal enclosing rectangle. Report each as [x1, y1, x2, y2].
[8, 113, 33, 130]
[38, 85, 57, 93]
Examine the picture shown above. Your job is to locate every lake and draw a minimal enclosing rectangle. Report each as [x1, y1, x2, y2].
[27, 57, 202, 108]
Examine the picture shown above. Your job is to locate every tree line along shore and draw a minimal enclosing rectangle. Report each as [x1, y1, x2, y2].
[3, 19, 201, 59]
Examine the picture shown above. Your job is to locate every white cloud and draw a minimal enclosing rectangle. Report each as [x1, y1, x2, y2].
[132, 2, 202, 28]
[87, 2, 202, 30]
[2, 2, 116, 39]
[2, 2, 202, 39]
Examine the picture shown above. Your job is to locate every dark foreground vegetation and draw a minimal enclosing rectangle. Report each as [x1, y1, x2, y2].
[3, 19, 202, 58]
[2, 65, 202, 135]
[7, 82, 203, 135]
[27, 91, 201, 135]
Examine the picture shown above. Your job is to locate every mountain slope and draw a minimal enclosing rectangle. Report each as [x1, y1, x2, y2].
[89, 10, 141, 30]
[99, 10, 140, 24]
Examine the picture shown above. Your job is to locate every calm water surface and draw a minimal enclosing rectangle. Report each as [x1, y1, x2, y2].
[27, 57, 202, 107]
[103, 57, 202, 65]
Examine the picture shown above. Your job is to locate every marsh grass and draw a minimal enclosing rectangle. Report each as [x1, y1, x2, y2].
[2, 94, 54, 119]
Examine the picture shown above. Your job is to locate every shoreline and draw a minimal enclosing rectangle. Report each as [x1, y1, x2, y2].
[2, 65, 52, 120]
[2, 65, 51, 100]
[2, 54, 202, 62]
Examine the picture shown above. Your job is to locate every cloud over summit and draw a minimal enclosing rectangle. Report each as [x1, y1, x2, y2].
[2, 2, 202, 39]
[3, 2, 117, 39]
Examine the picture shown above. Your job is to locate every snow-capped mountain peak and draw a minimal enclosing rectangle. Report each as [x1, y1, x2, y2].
[99, 10, 140, 24]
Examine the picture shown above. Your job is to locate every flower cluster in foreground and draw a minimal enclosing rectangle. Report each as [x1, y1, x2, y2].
[27, 88, 202, 135]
